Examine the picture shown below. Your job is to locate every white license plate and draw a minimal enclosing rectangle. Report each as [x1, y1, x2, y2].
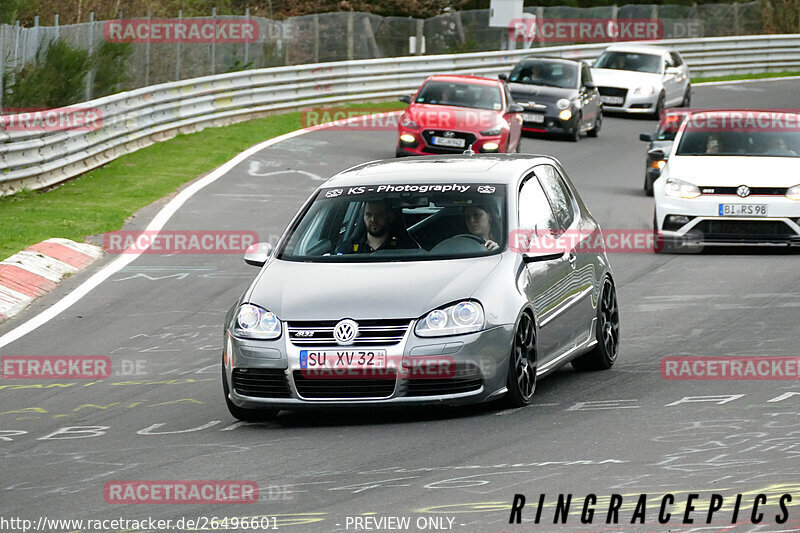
[431, 136, 465, 148]
[300, 350, 387, 369]
[601, 96, 624, 105]
[522, 113, 544, 123]
[718, 204, 768, 217]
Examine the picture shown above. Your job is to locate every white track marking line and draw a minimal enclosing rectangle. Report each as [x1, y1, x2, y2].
[0, 111, 403, 349]
[696, 75, 800, 87]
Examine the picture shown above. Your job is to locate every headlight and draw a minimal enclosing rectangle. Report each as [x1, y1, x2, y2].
[401, 115, 419, 129]
[234, 304, 282, 339]
[480, 125, 503, 136]
[650, 159, 667, 170]
[556, 98, 570, 110]
[558, 109, 572, 121]
[787, 184, 800, 200]
[634, 85, 655, 96]
[415, 301, 485, 337]
[664, 177, 701, 199]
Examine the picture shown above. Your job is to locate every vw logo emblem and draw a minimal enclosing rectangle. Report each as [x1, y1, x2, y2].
[737, 185, 751, 198]
[333, 319, 358, 345]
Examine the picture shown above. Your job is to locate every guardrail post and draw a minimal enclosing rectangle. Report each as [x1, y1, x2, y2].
[55, 13, 59, 39]
[732, 3, 739, 35]
[211, 7, 217, 75]
[145, 11, 151, 86]
[415, 19, 424, 55]
[244, 7, 251, 66]
[85, 12, 95, 101]
[176, 10, 182, 80]
[313, 14, 319, 63]
[0, 24, 4, 110]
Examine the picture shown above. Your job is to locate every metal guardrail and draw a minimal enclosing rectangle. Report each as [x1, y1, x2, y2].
[2, 34, 799, 195]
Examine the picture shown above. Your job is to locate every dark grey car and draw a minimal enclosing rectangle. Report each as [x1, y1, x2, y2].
[503, 57, 602, 142]
[222, 155, 619, 420]
[639, 108, 690, 195]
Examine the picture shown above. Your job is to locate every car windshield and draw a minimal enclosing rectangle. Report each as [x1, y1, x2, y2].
[279, 183, 507, 262]
[676, 128, 800, 157]
[656, 114, 688, 141]
[508, 61, 578, 89]
[594, 51, 662, 74]
[414, 81, 503, 111]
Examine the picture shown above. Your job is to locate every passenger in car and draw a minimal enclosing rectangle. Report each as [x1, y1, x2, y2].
[464, 203, 500, 250]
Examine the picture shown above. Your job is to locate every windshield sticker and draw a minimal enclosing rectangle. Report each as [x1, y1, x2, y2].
[320, 183, 504, 198]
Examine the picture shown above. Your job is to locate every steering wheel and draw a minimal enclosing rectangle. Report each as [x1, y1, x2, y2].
[450, 233, 486, 244]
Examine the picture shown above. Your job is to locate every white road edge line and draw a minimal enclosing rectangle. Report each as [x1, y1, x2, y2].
[0, 111, 403, 350]
[695, 75, 800, 87]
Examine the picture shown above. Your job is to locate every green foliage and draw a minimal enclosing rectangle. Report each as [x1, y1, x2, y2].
[92, 41, 132, 97]
[0, 0, 39, 24]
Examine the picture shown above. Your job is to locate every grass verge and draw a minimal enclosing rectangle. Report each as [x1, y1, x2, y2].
[0, 102, 405, 260]
[695, 71, 800, 84]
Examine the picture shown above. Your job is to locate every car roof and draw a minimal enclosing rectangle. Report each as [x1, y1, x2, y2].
[425, 74, 502, 87]
[518, 56, 582, 65]
[603, 43, 671, 55]
[324, 155, 558, 187]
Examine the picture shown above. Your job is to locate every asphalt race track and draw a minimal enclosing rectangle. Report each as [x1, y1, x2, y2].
[2, 79, 799, 533]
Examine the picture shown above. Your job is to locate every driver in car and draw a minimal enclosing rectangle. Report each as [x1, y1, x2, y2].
[341, 199, 417, 253]
[464, 203, 500, 251]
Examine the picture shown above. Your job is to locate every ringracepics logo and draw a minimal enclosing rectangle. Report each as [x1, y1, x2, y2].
[103, 19, 258, 43]
[103, 481, 258, 504]
[1, 356, 111, 379]
[0, 107, 103, 132]
[103, 231, 258, 254]
[508, 18, 663, 43]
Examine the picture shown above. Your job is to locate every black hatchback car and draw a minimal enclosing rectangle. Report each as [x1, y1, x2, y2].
[502, 57, 602, 142]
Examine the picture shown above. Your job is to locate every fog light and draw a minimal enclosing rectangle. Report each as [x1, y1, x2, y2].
[400, 134, 415, 143]
[558, 109, 572, 121]
[669, 215, 690, 225]
[483, 142, 499, 151]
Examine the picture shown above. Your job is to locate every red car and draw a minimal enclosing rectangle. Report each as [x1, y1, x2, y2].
[396, 75, 524, 157]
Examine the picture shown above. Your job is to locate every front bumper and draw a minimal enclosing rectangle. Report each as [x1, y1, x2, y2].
[599, 87, 657, 114]
[224, 324, 514, 409]
[656, 194, 800, 246]
[396, 128, 503, 156]
[520, 113, 579, 136]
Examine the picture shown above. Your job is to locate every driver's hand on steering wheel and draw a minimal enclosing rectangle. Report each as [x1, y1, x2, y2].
[484, 239, 499, 251]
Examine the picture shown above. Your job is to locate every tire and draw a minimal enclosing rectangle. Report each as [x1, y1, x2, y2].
[653, 213, 677, 253]
[222, 356, 280, 421]
[644, 173, 654, 196]
[587, 111, 602, 138]
[568, 113, 582, 142]
[681, 85, 691, 107]
[504, 312, 537, 407]
[571, 277, 619, 372]
[652, 92, 665, 120]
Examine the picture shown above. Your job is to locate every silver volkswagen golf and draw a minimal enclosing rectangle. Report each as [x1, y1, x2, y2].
[222, 155, 619, 420]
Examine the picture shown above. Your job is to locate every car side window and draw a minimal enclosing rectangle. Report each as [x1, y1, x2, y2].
[664, 54, 675, 69]
[518, 174, 558, 234]
[581, 64, 592, 86]
[536, 165, 576, 230]
[670, 52, 683, 66]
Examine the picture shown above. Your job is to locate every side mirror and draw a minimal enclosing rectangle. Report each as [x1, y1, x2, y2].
[639, 132, 653, 142]
[498, 73, 508, 81]
[583, 81, 595, 90]
[648, 148, 666, 161]
[244, 242, 273, 267]
[398, 95, 412, 104]
[508, 103, 524, 113]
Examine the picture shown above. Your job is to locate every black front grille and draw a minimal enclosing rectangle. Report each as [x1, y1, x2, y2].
[699, 186, 787, 196]
[288, 319, 410, 347]
[598, 86, 628, 102]
[694, 220, 795, 241]
[404, 364, 483, 397]
[293, 371, 397, 399]
[421, 130, 477, 152]
[232, 368, 291, 398]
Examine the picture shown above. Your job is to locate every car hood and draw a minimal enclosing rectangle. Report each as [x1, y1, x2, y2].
[508, 83, 577, 105]
[248, 255, 503, 320]
[667, 156, 800, 187]
[590, 68, 662, 88]
[406, 103, 501, 131]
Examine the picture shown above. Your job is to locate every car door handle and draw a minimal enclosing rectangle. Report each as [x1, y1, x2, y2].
[568, 252, 577, 268]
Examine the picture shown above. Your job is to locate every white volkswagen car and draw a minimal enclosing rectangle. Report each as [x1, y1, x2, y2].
[591, 44, 690, 118]
[653, 109, 800, 252]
